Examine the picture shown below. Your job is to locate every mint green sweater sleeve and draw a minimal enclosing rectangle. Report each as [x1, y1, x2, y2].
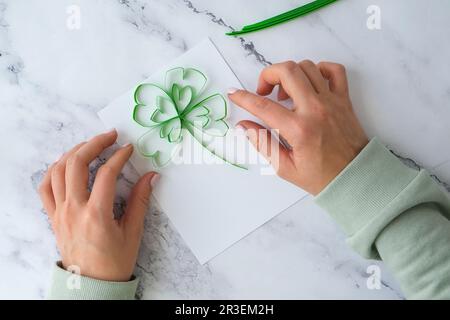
[315, 137, 450, 299]
[47, 138, 450, 299]
[47, 262, 138, 300]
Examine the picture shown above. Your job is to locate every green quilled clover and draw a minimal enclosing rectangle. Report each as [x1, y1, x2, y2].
[132, 67, 246, 169]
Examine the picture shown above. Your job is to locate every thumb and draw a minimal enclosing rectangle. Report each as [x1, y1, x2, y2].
[228, 88, 295, 143]
[122, 172, 159, 235]
[237, 120, 293, 177]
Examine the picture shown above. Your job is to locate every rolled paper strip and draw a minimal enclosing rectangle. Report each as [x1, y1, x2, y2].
[241, 0, 337, 31]
[165, 67, 207, 112]
[226, 0, 338, 36]
[133, 84, 170, 127]
[203, 120, 229, 137]
[172, 84, 193, 111]
[137, 127, 181, 167]
[131, 67, 247, 169]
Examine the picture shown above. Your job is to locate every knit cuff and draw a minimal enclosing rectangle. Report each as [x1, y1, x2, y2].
[47, 262, 138, 300]
[315, 137, 419, 236]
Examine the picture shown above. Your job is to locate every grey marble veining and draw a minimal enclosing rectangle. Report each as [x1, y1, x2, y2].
[0, 0, 449, 299]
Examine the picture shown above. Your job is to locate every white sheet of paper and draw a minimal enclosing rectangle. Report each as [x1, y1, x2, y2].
[98, 38, 306, 264]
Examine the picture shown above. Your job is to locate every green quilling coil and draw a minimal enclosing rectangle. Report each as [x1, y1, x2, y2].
[132, 67, 246, 170]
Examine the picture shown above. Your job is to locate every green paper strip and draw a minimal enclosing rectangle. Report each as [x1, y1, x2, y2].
[241, 0, 337, 31]
[226, 0, 338, 36]
[185, 123, 247, 170]
[132, 67, 247, 170]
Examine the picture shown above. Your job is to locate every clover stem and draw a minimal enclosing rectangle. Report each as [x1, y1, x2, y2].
[184, 123, 247, 170]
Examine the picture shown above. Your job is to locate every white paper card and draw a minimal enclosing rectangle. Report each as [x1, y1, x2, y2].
[98, 38, 306, 264]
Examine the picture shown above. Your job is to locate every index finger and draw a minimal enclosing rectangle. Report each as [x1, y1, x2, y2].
[228, 89, 297, 143]
[89, 144, 134, 213]
[257, 61, 316, 104]
[65, 129, 118, 202]
[75, 129, 118, 164]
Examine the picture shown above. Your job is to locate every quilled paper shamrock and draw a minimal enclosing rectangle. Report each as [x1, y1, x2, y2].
[132, 67, 245, 169]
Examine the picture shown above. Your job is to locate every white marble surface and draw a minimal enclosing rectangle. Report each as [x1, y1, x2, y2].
[0, 0, 449, 299]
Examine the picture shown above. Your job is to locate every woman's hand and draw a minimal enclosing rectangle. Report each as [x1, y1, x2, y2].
[229, 60, 369, 196]
[38, 129, 159, 282]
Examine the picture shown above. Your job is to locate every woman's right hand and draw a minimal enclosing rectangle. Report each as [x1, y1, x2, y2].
[229, 60, 369, 196]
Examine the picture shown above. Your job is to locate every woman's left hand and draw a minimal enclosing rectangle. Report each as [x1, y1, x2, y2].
[38, 129, 159, 282]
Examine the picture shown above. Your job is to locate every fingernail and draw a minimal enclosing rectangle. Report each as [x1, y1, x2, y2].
[227, 87, 239, 95]
[122, 142, 132, 148]
[150, 173, 160, 188]
[107, 128, 117, 134]
[235, 124, 246, 131]
[55, 153, 62, 163]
